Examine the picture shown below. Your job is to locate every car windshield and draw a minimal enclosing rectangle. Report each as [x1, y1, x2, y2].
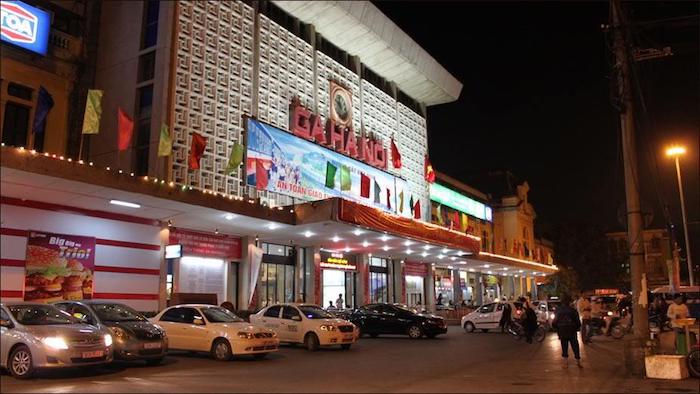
[201, 307, 244, 323]
[92, 303, 145, 322]
[9, 305, 75, 325]
[298, 305, 333, 319]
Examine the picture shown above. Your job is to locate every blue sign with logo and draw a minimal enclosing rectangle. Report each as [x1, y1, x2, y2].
[1, 1, 50, 55]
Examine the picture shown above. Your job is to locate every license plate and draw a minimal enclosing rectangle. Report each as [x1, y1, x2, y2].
[82, 350, 104, 358]
[144, 342, 162, 349]
[343, 334, 353, 340]
[264, 341, 276, 346]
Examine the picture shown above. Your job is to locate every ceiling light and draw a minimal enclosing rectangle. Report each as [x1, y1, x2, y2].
[304, 231, 314, 238]
[421, 252, 428, 257]
[224, 213, 235, 220]
[459, 261, 467, 264]
[487, 270, 493, 274]
[404, 240, 413, 246]
[344, 247, 351, 252]
[450, 257, 456, 261]
[502, 267, 508, 270]
[267, 223, 279, 230]
[468, 268, 475, 272]
[518, 270, 524, 273]
[423, 245, 432, 250]
[353, 229, 364, 236]
[483, 264, 490, 268]
[362, 241, 370, 247]
[382, 245, 390, 251]
[110, 200, 140, 208]
[447, 265, 454, 269]
[332, 236, 340, 242]
[442, 248, 449, 254]
[437, 254, 445, 259]
[405, 249, 413, 254]
[380, 235, 390, 242]
[515, 274, 519, 277]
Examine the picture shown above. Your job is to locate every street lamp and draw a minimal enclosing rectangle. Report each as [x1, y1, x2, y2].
[666, 145, 694, 286]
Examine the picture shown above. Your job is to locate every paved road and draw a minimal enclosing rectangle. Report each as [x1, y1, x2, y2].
[1, 328, 697, 393]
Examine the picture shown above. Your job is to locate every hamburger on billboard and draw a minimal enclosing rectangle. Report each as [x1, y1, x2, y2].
[24, 231, 95, 303]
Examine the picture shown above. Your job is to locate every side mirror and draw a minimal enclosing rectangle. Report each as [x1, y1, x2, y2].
[292, 315, 302, 322]
[193, 317, 205, 326]
[0, 319, 13, 329]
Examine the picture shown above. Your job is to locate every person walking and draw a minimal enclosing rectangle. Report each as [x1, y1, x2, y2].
[576, 295, 592, 343]
[552, 294, 582, 369]
[521, 297, 538, 344]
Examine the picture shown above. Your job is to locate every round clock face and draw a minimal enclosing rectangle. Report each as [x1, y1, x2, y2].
[331, 87, 352, 126]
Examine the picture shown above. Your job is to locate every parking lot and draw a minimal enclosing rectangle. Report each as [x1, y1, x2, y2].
[1, 328, 697, 393]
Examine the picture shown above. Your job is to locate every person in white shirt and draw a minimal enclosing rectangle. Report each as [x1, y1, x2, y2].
[335, 294, 344, 310]
[667, 294, 690, 354]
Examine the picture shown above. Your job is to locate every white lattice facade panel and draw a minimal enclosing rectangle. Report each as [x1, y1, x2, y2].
[360, 80, 399, 176]
[398, 103, 429, 220]
[316, 51, 361, 133]
[172, 0, 254, 196]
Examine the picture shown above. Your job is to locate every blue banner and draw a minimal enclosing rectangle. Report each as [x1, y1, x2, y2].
[1, 1, 50, 56]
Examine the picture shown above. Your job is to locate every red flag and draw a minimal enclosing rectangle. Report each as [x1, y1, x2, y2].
[386, 188, 391, 210]
[360, 173, 370, 198]
[390, 137, 402, 169]
[188, 132, 207, 170]
[255, 158, 269, 190]
[413, 199, 421, 219]
[424, 155, 435, 183]
[117, 108, 133, 151]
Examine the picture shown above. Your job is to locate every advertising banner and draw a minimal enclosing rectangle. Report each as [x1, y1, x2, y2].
[169, 228, 242, 259]
[404, 261, 429, 277]
[248, 244, 263, 308]
[24, 231, 95, 303]
[246, 118, 404, 214]
[1, 1, 50, 55]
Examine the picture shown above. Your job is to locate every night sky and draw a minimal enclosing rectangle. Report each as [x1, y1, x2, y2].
[375, 1, 699, 244]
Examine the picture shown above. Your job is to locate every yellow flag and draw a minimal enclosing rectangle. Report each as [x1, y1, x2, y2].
[158, 124, 172, 157]
[81, 89, 103, 134]
[461, 212, 469, 232]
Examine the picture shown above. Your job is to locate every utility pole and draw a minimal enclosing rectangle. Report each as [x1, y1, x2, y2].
[610, 0, 649, 372]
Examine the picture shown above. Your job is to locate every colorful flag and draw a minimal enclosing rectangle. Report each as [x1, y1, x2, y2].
[409, 195, 414, 214]
[32, 86, 53, 134]
[157, 123, 172, 157]
[373, 179, 381, 204]
[360, 173, 370, 198]
[398, 191, 404, 213]
[461, 212, 469, 232]
[117, 108, 133, 151]
[340, 165, 351, 191]
[81, 89, 103, 135]
[413, 199, 421, 219]
[386, 188, 391, 210]
[424, 155, 435, 183]
[225, 142, 244, 174]
[390, 137, 402, 169]
[436, 204, 443, 225]
[188, 132, 207, 170]
[255, 158, 269, 190]
[325, 162, 337, 189]
[453, 211, 460, 229]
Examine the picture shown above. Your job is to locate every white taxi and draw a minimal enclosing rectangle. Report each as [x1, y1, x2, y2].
[251, 303, 358, 351]
[150, 304, 278, 361]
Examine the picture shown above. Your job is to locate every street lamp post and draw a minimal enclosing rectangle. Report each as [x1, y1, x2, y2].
[666, 146, 694, 286]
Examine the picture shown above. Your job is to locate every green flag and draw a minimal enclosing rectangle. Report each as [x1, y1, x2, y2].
[158, 124, 172, 157]
[325, 162, 337, 189]
[340, 165, 351, 191]
[225, 142, 244, 174]
[81, 89, 103, 134]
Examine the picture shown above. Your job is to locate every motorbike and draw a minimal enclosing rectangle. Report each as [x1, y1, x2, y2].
[584, 314, 630, 342]
[648, 312, 671, 332]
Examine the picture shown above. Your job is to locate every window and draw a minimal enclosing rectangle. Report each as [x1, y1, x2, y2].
[263, 305, 281, 318]
[0, 307, 9, 322]
[479, 304, 496, 313]
[370, 271, 388, 303]
[160, 307, 197, 323]
[2, 102, 30, 147]
[135, 85, 153, 176]
[282, 306, 300, 320]
[651, 237, 661, 250]
[7, 83, 32, 100]
[138, 51, 156, 82]
[370, 257, 388, 268]
[142, 0, 160, 49]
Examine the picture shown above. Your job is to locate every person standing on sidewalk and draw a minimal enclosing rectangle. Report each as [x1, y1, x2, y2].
[667, 294, 690, 354]
[552, 294, 582, 369]
[576, 295, 592, 343]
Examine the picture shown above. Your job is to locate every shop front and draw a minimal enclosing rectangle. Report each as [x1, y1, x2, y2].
[404, 261, 429, 308]
[256, 243, 296, 309]
[458, 270, 478, 305]
[434, 267, 455, 307]
[319, 251, 357, 309]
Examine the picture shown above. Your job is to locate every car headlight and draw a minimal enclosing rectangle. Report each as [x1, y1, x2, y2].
[237, 331, 254, 339]
[607, 311, 614, 316]
[319, 325, 336, 331]
[104, 334, 113, 347]
[43, 336, 69, 350]
[110, 326, 129, 340]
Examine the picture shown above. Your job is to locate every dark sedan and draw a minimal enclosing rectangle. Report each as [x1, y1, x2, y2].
[349, 303, 447, 339]
[54, 300, 167, 364]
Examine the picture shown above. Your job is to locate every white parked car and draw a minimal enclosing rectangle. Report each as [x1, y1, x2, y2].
[251, 303, 358, 351]
[461, 302, 523, 333]
[150, 304, 278, 361]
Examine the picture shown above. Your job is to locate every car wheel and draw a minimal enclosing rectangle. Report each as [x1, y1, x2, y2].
[304, 333, 320, 352]
[341, 344, 351, 350]
[408, 325, 423, 339]
[145, 357, 164, 366]
[464, 321, 475, 333]
[9, 345, 34, 379]
[211, 338, 232, 361]
[481, 329, 489, 333]
[253, 353, 267, 360]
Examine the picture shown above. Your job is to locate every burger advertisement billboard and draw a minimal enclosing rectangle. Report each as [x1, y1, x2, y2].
[23, 231, 95, 303]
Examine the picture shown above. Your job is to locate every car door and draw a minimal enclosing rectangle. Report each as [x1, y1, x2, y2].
[474, 303, 496, 328]
[258, 305, 282, 332]
[392, 307, 415, 334]
[489, 303, 505, 329]
[378, 305, 403, 334]
[158, 307, 197, 350]
[1, 307, 14, 367]
[280, 306, 303, 343]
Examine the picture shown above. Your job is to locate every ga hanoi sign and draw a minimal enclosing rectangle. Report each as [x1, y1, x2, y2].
[1, 1, 50, 55]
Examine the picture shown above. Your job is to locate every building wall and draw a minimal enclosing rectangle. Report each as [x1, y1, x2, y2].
[607, 229, 672, 287]
[0, 202, 163, 311]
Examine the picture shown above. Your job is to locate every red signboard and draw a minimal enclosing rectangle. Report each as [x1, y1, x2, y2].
[404, 261, 429, 277]
[24, 230, 96, 303]
[169, 228, 241, 259]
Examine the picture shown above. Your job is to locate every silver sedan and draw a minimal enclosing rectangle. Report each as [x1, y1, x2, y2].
[1, 302, 113, 379]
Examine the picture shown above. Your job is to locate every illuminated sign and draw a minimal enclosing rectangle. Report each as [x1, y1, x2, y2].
[594, 288, 619, 295]
[320, 253, 356, 271]
[1, 1, 50, 55]
[429, 183, 492, 222]
[165, 244, 183, 259]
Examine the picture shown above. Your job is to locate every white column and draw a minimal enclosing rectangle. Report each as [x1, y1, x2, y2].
[426, 265, 436, 312]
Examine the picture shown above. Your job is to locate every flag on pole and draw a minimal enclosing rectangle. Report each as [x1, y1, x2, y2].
[340, 165, 351, 191]
[325, 162, 337, 189]
[398, 191, 404, 213]
[157, 124, 172, 157]
[81, 89, 103, 134]
[413, 199, 421, 220]
[117, 108, 133, 151]
[188, 132, 207, 170]
[225, 142, 244, 174]
[390, 137, 402, 169]
[424, 155, 435, 183]
[436, 204, 443, 225]
[255, 158, 269, 190]
[360, 173, 370, 198]
[373, 179, 381, 204]
[32, 86, 53, 134]
[409, 195, 414, 215]
[386, 188, 391, 210]
[461, 212, 469, 232]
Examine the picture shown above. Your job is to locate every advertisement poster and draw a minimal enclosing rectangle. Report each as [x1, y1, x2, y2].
[24, 231, 95, 303]
[169, 228, 242, 259]
[246, 118, 405, 213]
